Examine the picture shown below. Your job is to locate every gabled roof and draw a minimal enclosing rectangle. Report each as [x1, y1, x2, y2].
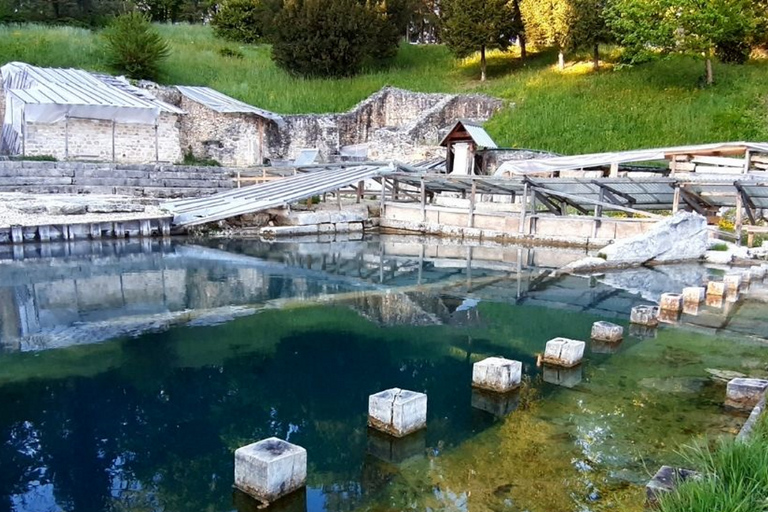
[439, 120, 498, 149]
[176, 86, 284, 125]
[2, 62, 183, 114]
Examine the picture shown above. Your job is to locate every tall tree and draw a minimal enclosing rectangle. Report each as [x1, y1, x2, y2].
[607, 0, 757, 84]
[441, 0, 520, 81]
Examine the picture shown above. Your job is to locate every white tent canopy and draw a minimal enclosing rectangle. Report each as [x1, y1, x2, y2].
[494, 142, 768, 176]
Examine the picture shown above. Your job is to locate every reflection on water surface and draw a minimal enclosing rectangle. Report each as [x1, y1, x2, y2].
[0, 236, 765, 512]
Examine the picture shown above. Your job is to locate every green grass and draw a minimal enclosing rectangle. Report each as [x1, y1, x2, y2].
[1, 23, 768, 153]
[658, 414, 768, 512]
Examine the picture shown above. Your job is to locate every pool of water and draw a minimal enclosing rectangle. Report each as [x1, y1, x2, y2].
[0, 236, 765, 512]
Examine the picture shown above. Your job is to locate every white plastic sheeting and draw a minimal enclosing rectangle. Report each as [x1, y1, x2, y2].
[1, 61, 184, 155]
[495, 142, 768, 176]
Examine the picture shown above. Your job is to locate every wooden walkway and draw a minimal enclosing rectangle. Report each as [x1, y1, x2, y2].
[162, 163, 396, 227]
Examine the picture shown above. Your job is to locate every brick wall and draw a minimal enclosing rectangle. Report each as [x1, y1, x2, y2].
[24, 114, 182, 163]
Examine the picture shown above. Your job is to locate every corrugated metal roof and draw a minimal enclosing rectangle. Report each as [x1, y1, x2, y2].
[439, 120, 498, 149]
[1, 62, 182, 114]
[176, 86, 284, 124]
[496, 142, 768, 176]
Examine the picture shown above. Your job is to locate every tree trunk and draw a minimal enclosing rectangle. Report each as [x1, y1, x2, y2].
[558, 50, 565, 71]
[481, 45, 487, 82]
[705, 57, 713, 85]
[520, 34, 527, 60]
[593, 43, 599, 71]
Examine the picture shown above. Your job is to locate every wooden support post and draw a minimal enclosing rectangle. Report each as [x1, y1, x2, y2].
[10, 225, 23, 244]
[519, 182, 528, 234]
[111, 120, 116, 163]
[393, 180, 400, 201]
[154, 121, 159, 163]
[609, 162, 619, 177]
[467, 180, 477, 228]
[237, 170, 241, 189]
[672, 186, 681, 213]
[669, 157, 677, 176]
[420, 176, 426, 222]
[379, 178, 386, 214]
[356, 180, 364, 204]
[735, 191, 744, 247]
[593, 187, 604, 238]
[64, 116, 69, 160]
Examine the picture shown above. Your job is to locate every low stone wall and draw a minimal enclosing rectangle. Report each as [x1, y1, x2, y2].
[0, 160, 237, 198]
[381, 202, 657, 248]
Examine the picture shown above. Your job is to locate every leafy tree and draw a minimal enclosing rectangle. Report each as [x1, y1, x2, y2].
[102, 12, 170, 80]
[607, 0, 757, 84]
[570, 0, 611, 70]
[211, 0, 281, 43]
[271, 0, 402, 77]
[441, 0, 520, 81]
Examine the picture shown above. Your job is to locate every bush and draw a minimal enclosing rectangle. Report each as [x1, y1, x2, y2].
[715, 39, 751, 64]
[218, 46, 245, 59]
[211, 0, 281, 44]
[271, 0, 401, 77]
[102, 12, 170, 80]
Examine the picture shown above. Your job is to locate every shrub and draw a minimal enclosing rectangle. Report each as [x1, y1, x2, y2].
[271, 0, 400, 77]
[218, 46, 245, 59]
[715, 39, 751, 64]
[709, 242, 729, 252]
[211, 0, 281, 44]
[181, 148, 221, 167]
[102, 12, 170, 80]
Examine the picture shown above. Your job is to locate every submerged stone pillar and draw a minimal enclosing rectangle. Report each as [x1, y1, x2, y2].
[590, 321, 623, 342]
[723, 273, 741, 294]
[542, 338, 585, 367]
[472, 357, 522, 393]
[706, 281, 726, 297]
[368, 388, 427, 437]
[659, 293, 683, 312]
[682, 287, 705, 305]
[629, 305, 659, 327]
[234, 438, 307, 504]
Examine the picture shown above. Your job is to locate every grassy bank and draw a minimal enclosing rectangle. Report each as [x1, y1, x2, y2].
[0, 23, 767, 153]
[658, 413, 768, 512]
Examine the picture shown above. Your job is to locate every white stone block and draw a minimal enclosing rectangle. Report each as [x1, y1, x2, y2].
[706, 281, 726, 297]
[750, 266, 766, 280]
[368, 388, 427, 437]
[724, 273, 741, 293]
[682, 287, 706, 304]
[659, 293, 683, 311]
[590, 321, 623, 342]
[472, 357, 522, 392]
[543, 337, 585, 367]
[630, 305, 659, 326]
[725, 378, 768, 410]
[234, 438, 307, 503]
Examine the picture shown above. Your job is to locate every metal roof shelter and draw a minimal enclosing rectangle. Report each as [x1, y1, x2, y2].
[439, 120, 498, 149]
[495, 142, 768, 176]
[176, 85, 284, 126]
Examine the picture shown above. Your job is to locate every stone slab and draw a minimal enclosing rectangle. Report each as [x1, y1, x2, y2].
[234, 438, 307, 503]
[629, 305, 659, 326]
[645, 466, 699, 507]
[472, 356, 522, 393]
[659, 293, 683, 311]
[682, 286, 706, 304]
[725, 378, 768, 411]
[706, 281, 726, 297]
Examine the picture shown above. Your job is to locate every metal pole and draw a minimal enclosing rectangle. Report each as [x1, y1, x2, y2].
[154, 120, 159, 163]
[467, 180, 476, 228]
[519, 182, 528, 234]
[420, 176, 426, 222]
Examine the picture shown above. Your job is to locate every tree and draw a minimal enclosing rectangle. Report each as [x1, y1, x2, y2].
[607, 0, 757, 84]
[211, 0, 281, 43]
[271, 0, 392, 77]
[569, 0, 611, 70]
[519, 0, 582, 70]
[102, 12, 170, 80]
[441, 0, 520, 81]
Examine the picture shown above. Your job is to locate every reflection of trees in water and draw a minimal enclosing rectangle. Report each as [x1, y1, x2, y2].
[0, 312, 497, 512]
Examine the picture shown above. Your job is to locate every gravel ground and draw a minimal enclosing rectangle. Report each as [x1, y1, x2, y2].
[0, 193, 168, 228]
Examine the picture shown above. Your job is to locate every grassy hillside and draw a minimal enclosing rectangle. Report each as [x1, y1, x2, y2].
[0, 23, 767, 154]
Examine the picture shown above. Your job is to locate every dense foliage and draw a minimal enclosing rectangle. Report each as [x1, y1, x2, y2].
[0, 0, 211, 25]
[441, 0, 520, 81]
[211, 0, 281, 43]
[270, 0, 401, 77]
[102, 12, 170, 79]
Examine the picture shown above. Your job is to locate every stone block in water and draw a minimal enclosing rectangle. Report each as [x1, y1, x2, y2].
[706, 281, 726, 297]
[646, 466, 699, 506]
[590, 321, 623, 342]
[725, 292, 740, 303]
[542, 364, 583, 388]
[472, 357, 522, 392]
[724, 273, 741, 293]
[659, 293, 683, 312]
[725, 378, 768, 411]
[657, 308, 680, 324]
[542, 338, 585, 367]
[368, 388, 427, 438]
[682, 286, 705, 304]
[471, 388, 520, 417]
[366, 428, 426, 464]
[591, 339, 622, 354]
[629, 323, 657, 339]
[682, 301, 700, 316]
[629, 305, 659, 326]
[234, 438, 307, 504]
[705, 293, 723, 308]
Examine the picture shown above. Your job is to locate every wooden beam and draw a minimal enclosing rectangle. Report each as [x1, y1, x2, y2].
[519, 182, 528, 234]
[420, 176, 427, 222]
[735, 191, 744, 246]
[468, 180, 477, 227]
[672, 186, 681, 213]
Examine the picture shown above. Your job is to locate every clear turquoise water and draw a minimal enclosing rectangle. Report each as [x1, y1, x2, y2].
[0, 237, 764, 512]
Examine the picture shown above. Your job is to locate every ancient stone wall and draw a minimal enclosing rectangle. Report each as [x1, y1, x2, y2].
[178, 96, 265, 167]
[267, 87, 504, 162]
[23, 114, 181, 163]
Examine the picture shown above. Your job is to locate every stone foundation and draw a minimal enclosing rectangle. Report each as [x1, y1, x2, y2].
[234, 438, 307, 504]
[368, 388, 427, 438]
